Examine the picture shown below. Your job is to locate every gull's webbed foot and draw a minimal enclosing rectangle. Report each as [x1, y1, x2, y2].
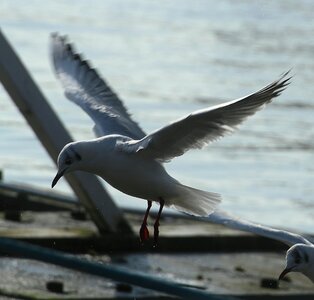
[140, 222, 150, 243]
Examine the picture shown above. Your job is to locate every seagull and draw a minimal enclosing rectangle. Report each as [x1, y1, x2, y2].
[50, 32, 291, 245]
[206, 209, 314, 283]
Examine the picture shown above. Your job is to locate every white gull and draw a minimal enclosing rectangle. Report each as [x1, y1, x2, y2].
[207, 210, 314, 282]
[50, 33, 291, 245]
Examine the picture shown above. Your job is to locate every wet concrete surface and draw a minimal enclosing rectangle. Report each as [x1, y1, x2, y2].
[0, 200, 313, 299]
[0, 250, 313, 299]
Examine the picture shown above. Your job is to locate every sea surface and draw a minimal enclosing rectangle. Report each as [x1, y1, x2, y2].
[0, 0, 313, 233]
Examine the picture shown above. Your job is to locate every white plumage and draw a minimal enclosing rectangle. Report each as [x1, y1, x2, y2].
[50, 33, 290, 244]
[207, 210, 314, 282]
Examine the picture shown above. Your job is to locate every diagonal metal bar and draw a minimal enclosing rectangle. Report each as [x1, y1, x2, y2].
[0, 29, 132, 234]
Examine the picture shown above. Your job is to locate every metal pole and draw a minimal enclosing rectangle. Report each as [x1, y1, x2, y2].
[0, 29, 132, 234]
[0, 237, 239, 300]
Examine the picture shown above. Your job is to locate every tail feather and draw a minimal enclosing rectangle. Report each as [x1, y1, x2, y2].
[170, 184, 221, 216]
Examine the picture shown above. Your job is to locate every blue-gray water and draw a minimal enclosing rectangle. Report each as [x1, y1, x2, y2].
[0, 0, 313, 232]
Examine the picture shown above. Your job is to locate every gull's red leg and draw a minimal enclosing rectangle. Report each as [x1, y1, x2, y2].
[140, 200, 152, 243]
[153, 197, 165, 247]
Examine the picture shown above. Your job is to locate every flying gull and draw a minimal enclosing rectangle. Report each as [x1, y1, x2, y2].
[50, 33, 291, 245]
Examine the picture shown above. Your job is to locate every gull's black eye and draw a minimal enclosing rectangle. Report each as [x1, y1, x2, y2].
[294, 251, 301, 264]
[304, 252, 309, 263]
[65, 158, 72, 165]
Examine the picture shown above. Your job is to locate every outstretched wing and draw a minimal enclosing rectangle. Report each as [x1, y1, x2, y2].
[206, 209, 312, 247]
[118, 72, 291, 162]
[51, 33, 146, 139]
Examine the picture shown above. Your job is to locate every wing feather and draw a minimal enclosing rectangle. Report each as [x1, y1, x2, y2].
[50, 33, 146, 139]
[118, 72, 291, 162]
[206, 209, 312, 247]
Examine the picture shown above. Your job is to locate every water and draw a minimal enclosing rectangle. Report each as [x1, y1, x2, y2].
[0, 0, 313, 233]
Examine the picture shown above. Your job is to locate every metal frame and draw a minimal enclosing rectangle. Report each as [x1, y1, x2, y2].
[0, 29, 132, 234]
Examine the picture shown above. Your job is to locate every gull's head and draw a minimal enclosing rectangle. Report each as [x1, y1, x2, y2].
[279, 244, 314, 282]
[52, 142, 84, 188]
